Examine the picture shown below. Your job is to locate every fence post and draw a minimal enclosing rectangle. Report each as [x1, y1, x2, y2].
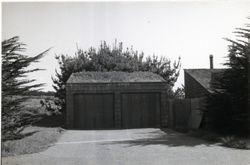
[160, 92, 168, 127]
[167, 99, 174, 129]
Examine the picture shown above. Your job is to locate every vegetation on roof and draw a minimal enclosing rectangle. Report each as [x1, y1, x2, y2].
[67, 71, 165, 83]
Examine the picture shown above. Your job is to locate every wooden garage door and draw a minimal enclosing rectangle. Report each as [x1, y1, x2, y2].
[122, 93, 160, 128]
[73, 94, 114, 129]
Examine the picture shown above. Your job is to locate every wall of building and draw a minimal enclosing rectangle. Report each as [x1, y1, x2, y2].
[167, 98, 206, 131]
[66, 82, 169, 129]
[248, 55, 250, 135]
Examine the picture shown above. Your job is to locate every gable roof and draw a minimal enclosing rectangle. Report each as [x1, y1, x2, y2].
[67, 71, 166, 84]
[184, 69, 226, 92]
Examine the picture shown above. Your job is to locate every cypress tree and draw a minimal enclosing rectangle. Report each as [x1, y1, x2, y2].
[2, 36, 50, 140]
[205, 23, 250, 136]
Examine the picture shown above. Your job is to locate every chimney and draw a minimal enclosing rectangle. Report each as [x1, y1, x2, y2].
[209, 54, 213, 69]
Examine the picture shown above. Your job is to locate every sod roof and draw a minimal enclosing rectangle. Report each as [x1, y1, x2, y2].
[67, 71, 165, 83]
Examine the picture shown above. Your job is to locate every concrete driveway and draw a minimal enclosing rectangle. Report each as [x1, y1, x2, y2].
[2, 128, 250, 165]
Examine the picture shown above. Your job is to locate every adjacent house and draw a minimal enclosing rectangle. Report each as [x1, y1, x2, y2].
[183, 55, 226, 129]
[184, 55, 226, 98]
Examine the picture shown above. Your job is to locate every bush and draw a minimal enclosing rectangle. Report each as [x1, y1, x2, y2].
[52, 41, 181, 113]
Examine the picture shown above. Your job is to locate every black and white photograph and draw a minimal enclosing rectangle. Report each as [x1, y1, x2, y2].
[1, 0, 250, 164]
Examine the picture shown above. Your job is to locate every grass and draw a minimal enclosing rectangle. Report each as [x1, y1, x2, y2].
[20, 95, 55, 113]
[2, 126, 64, 157]
[68, 71, 165, 83]
[2, 96, 65, 157]
[220, 136, 250, 149]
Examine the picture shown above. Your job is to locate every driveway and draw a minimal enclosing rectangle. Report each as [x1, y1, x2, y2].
[2, 128, 250, 165]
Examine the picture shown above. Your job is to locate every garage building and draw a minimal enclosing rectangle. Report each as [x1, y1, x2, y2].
[66, 71, 169, 129]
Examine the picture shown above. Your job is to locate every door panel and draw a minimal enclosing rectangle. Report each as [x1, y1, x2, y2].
[73, 94, 114, 129]
[122, 93, 160, 128]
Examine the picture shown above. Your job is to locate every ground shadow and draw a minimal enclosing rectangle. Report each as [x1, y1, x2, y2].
[32, 114, 66, 128]
[101, 128, 217, 148]
[2, 131, 39, 142]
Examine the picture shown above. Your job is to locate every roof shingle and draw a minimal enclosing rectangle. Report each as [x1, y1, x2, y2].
[184, 69, 226, 92]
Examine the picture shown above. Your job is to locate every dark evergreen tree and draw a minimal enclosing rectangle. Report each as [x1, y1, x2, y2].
[205, 24, 250, 136]
[52, 41, 181, 113]
[2, 36, 50, 140]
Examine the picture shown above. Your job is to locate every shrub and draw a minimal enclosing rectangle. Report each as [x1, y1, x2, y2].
[52, 41, 181, 113]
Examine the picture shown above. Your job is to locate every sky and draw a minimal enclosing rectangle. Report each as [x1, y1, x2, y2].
[2, 1, 250, 91]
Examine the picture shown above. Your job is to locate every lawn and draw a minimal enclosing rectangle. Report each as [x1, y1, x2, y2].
[2, 96, 65, 157]
[2, 126, 64, 157]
